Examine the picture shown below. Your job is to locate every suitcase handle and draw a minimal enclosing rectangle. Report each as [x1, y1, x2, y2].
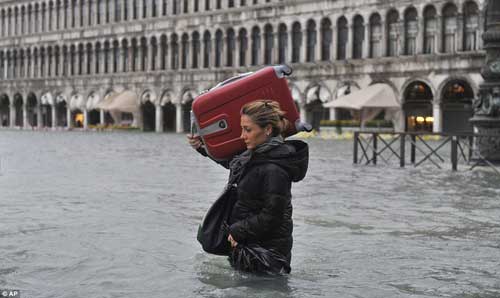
[212, 72, 254, 89]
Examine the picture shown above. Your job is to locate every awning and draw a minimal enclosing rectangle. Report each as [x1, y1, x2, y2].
[97, 90, 139, 113]
[324, 83, 400, 109]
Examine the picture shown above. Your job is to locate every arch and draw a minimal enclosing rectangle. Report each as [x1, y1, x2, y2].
[161, 90, 176, 132]
[337, 16, 348, 60]
[239, 28, 248, 66]
[291, 21, 301, 63]
[404, 7, 418, 55]
[55, 93, 68, 127]
[26, 92, 38, 127]
[442, 2, 458, 53]
[305, 83, 331, 130]
[463, 1, 479, 51]
[387, 9, 400, 56]
[264, 24, 274, 64]
[352, 15, 364, 59]
[403, 81, 434, 132]
[203, 30, 211, 68]
[305, 20, 316, 62]
[13, 93, 23, 127]
[320, 18, 332, 61]
[0, 94, 10, 127]
[424, 5, 438, 54]
[215, 29, 223, 67]
[226, 28, 235, 67]
[440, 79, 474, 133]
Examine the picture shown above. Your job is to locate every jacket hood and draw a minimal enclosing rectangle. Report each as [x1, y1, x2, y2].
[253, 140, 309, 182]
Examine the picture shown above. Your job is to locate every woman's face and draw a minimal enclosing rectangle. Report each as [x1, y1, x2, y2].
[240, 114, 271, 150]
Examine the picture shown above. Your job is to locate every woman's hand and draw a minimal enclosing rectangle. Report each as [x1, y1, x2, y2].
[187, 134, 202, 150]
[228, 234, 238, 248]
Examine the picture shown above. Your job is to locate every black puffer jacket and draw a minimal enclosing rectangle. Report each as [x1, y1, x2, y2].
[198, 139, 308, 266]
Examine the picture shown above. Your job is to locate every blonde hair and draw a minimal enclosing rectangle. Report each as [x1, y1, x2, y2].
[240, 100, 290, 137]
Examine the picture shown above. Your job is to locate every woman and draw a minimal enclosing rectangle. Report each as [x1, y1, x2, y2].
[188, 100, 308, 274]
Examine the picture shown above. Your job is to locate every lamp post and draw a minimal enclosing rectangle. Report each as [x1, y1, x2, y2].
[471, 0, 500, 160]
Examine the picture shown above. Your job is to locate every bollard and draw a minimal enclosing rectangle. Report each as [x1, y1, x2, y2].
[451, 136, 458, 171]
[410, 134, 416, 164]
[353, 132, 359, 164]
[372, 133, 377, 165]
[400, 134, 405, 167]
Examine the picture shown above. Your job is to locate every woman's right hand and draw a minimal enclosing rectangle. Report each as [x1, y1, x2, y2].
[187, 134, 202, 150]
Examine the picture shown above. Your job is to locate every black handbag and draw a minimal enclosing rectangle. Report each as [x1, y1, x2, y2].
[197, 184, 237, 256]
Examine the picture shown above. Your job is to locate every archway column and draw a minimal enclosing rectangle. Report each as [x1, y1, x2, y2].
[37, 104, 42, 128]
[67, 108, 72, 128]
[9, 104, 15, 127]
[23, 104, 29, 128]
[155, 104, 163, 132]
[100, 110, 105, 125]
[329, 107, 337, 121]
[83, 108, 88, 129]
[432, 103, 442, 133]
[51, 104, 57, 129]
[176, 102, 183, 133]
[299, 103, 307, 126]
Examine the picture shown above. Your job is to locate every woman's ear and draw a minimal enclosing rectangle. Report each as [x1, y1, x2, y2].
[265, 124, 273, 136]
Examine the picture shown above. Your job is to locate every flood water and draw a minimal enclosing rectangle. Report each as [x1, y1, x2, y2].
[0, 130, 499, 298]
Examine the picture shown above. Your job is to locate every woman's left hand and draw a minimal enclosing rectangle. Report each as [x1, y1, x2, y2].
[228, 234, 238, 248]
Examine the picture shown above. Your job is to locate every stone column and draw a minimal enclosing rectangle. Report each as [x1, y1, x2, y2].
[37, 105, 42, 129]
[432, 103, 442, 133]
[175, 102, 183, 133]
[155, 104, 163, 132]
[185, 37, 191, 69]
[299, 103, 307, 126]
[67, 108, 72, 128]
[100, 110, 105, 125]
[332, 25, 338, 61]
[147, 41, 153, 71]
[51, 104, 57, 129]
[75, 0, 81, 27]
[83, 108, 88, 129]
[23, 104, 29, 128]
[329, 108, 337, 121]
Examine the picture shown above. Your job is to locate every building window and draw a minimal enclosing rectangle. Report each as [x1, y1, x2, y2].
[203, 31, 210, 68]
[353, 15, 364, 59]
[291, 22, 301, 63]
[132, 0, 138, 19]
[251, 26, 260, 66]
[215, 30, 223, 67]
[239, 28, 248, 66]
[306, 20, 316, 62]
[320, 18, 332, 61]
[442, 3, 458, 53]
[142, 0, 147, 18]
[387, 10, 399, 56]
[152, 0, 157, 17]
[183, 0, 188, 13]
[171, 34, 179, 70]
[404, 7, 418, 55]
[424, 6, 437, 54]
[151, 38, 157, 70]
[162, 0, 167, 15]
[278, 24, 287, 64]
[205, 0, 210, 11]
[226, 28, 235, 67]
[160, 35, 167, 70]
[115, 0, 121, 22]
[337, 16, 348, 60]
[464, 1, 479, 51]
[141, 38, 147, 71]
[369, 13, 382, 58]
[181, 34, 189, 69]
[264, 24, 274, 65]
[124, 0, 128, 20]
[192, 32, 200, 68]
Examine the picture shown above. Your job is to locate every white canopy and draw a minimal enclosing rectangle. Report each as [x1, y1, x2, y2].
[97, 90, 139, 113]
[324, 83, 400, 109]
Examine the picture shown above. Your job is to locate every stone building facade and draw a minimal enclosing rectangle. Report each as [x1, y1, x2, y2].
[0, 0, 486, 133]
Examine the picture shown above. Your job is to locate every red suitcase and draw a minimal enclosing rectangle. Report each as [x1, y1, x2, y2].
[191, 65, 311, 161]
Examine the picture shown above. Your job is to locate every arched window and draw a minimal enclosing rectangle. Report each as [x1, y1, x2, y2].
[132, 0, 138, 19]
[152, 0, 157, 17]
[203, 31, 211, 68]
[115, 0, 122, 22]
[142, 0, 147, 18]
[141, 37, 147, 71]
[442, 3, 458, 53]
[53, 47, 59, 76]
[113, 40, 119, 72]
[47, 47, 52, 76]
[320, 18, 332, 61]
[423, 6, 437, 54]
[239, 28, 248, 66]
[441, 80, 474, 133]
[226, 28, 235, 67]
[1, 10, 6, 37]
[64, 0, 69, 28]
[337, 16, 348, 60]
[404, 7, 418, 55]
[173, 0, 178, 15]
[69, 45, 75, 75]
[387, 10, 399, 56]
[95, 43, 101, 74]
[264, 24, 274, 65]
[151, 37, 157, 71]
[464, 1, 479, 51]
[120, 40, 127, 72]
[103, 41, 110, 73]
[278, 24, 287, 64]
[353, 15, 364, 59]
[171, 34, 179, 69]
[183, 0, 188, 13]
[306, 20, 316, 62]
[192, 32, 200, 68]
[160, 35, 167, 70]
[14, 7, 19, 35]
[86, 44, 93, 74]
[162, 0, 167, 16]
[181, 33, 189, 69]
[215, 29, 223, 67]
[79, 0, 84, 27]
[71, 0, 76, 27]
[404, 81, 434, 132]
[251, 26, 260, 66]
[40, 4, 46, 32]
[124, 0, 129, 20]
[291, 22, 301, 63]
[21, 6, 26, 34]
[369, 13, 382, 58]
[131, 39, 138, 71]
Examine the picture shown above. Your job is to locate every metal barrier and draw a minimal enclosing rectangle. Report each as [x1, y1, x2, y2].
[353, 131, 500, 176]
